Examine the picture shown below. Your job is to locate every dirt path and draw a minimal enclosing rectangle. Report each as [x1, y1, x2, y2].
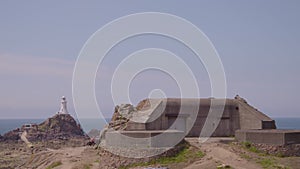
[20, 131, 34, 149]
[21, 146, 99, 169]
[47, 147, 85, 169]
[184, 138, 262, 169]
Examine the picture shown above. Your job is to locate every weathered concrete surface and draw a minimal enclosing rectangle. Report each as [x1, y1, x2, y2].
[105, 130, 184, 148]
[235, 96, 276, 130]
[235, 129, 300, 145]
[124, 96, 276, 137]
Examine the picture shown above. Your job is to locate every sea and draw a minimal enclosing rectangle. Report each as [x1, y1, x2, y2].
[0, 118, 299, 135]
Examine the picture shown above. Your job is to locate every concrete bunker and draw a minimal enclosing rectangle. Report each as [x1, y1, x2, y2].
[123, 96, 276, 136]
[103, 95, 279, 147]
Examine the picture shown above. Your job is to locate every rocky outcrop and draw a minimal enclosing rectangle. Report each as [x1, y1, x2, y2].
[107, 99, 152, 131]
[1, 114, 88, 142]
[108, 104, 134, 130]
[37, 114, 85, 138]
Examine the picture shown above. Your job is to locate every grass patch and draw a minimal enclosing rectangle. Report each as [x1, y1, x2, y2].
[258, 158, 290, 169]
[275, 152, 285, 158]
[241, 141, 269, 156]
[240, 154, 252, 160]
[242, 141, 260, 153]
[241, 142, 284, 157]
[149, 147, 190, 165]
[196, 150, 205, 158]
[119, 144, 205, 169]
[241, 142, 289, 168]
[83, 163, 92, 169]
[45, 161, 62, 169]
[259, 158, 275, 169]
[249, 146, 260, 153]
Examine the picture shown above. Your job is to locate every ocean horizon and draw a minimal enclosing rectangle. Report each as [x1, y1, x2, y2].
[0, 117, 299, 135]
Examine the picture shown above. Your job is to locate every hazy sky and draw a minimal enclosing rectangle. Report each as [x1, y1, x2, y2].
[0, 1, 300, 119]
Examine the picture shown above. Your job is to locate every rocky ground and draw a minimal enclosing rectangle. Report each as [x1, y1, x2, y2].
[1, 137, 300, 169]
[185, 138, 300, 169]
[0, 113, 89, 169]
[1, 107, 299, 169]
[0, 138, 88, 169]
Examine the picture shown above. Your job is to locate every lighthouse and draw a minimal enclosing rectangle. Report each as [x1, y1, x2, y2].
[58, 96, 69, 114]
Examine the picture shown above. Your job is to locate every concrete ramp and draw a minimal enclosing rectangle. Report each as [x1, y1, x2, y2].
[236, 97, 276, 130]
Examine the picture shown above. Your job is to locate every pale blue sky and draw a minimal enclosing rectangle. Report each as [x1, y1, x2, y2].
[0, 1, 300, 118]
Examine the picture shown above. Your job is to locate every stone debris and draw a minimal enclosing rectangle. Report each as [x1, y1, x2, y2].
[252, 143, 300, 157]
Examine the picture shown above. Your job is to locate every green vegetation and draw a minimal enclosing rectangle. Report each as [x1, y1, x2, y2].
[241, 141, 269, 157]
[196, 150, 205, 158]
[119, 144, 205, 169]
[259, 158, 275, 168]
[258, 158, 290, 169]
[241, 142, 290, 169]
[275, 152, 285, 158]
[241, 141, 260, 153]
[240, 154, 252, 160]
[241, 141, 287, 158]
[83, 163, 92, 169]
[45, 161, 62, 169]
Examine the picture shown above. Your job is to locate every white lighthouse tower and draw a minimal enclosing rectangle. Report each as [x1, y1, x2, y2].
[58, 96, 69, 114]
